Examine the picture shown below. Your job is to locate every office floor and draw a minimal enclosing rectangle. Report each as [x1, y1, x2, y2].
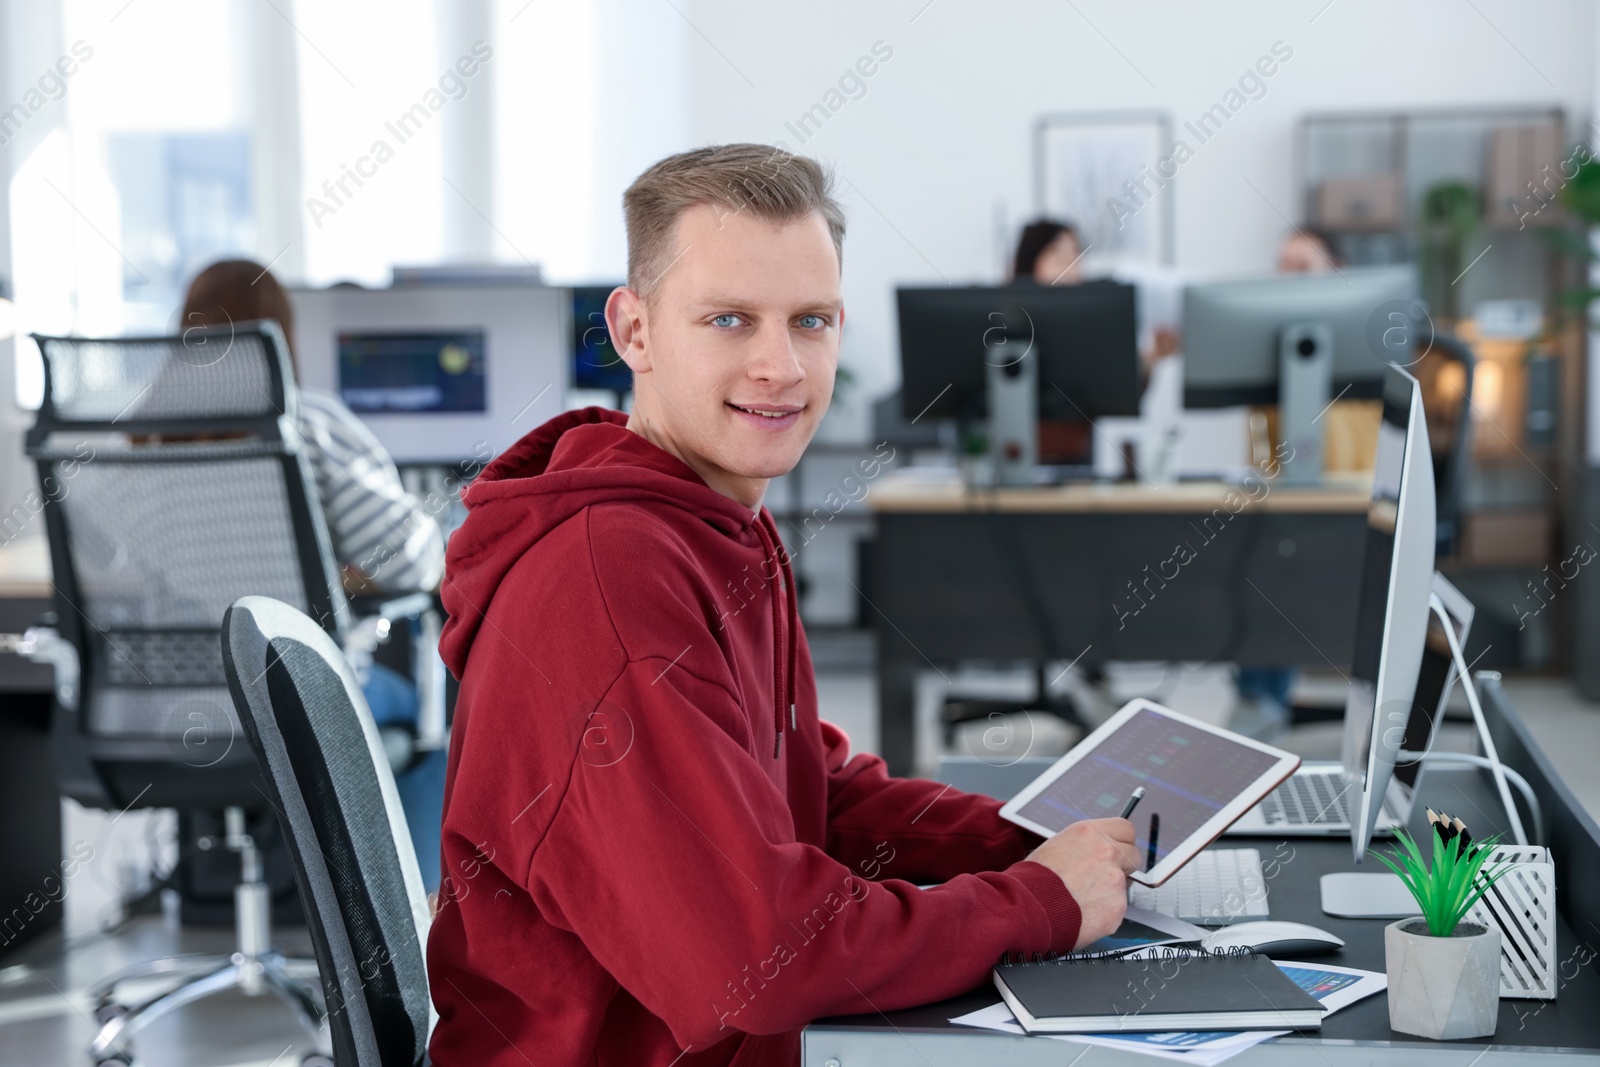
[3, 637, 1597, 1067]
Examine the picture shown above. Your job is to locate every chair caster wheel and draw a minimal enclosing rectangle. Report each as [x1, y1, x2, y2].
[92, 1002, 128, 1027]
[300, 1054, 335, 1067]
[94, 1053, 135, 1066]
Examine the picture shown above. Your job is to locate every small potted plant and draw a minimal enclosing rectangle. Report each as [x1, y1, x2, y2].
[1372, 817, 1511, 1040]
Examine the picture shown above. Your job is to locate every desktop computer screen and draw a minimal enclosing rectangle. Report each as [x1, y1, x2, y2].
[289, 284, 566, 464]
[1182, 265, 1420, 409]
[337, 330, 487, 414]
[1343, 364, 1437, 862]
[569, 285, 630, 395]
[896, 281, 1141, 423]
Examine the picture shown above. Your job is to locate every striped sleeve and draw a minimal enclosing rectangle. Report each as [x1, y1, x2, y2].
[297, 388, 446, 594]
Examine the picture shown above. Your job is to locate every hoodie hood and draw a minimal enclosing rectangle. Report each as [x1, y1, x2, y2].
[440, 406, 802, 755]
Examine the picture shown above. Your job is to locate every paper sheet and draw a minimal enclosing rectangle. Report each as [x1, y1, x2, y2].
[1074, 906, 1207, 955]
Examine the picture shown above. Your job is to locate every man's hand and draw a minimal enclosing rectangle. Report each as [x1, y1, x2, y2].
[1026, 818, 1141, 949]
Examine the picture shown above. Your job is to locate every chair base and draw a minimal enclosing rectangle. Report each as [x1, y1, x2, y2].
[940, 661, 1107, 749]
[89, 950, 327, 1064]
[940, 695, 1093, 748]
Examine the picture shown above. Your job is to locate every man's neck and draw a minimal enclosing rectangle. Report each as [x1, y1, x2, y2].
[624, 407, 766, 513]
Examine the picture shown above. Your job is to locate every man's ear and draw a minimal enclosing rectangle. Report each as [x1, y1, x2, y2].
[606, 286, 651, 374]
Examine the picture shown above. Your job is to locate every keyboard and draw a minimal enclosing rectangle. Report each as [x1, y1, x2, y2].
[1256, 770, 1354, 827]
[1129, 848, 1269, 926]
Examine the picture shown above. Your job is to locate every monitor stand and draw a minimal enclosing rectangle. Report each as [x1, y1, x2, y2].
[986, 333, 1037, 487]
[1277, 322, 1332, 487]
[1320, 585, 1530, 918]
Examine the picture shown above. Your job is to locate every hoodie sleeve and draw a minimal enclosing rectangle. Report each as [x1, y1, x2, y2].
[523, 660, 1081, 1050]
[819, 721, 1045, 885]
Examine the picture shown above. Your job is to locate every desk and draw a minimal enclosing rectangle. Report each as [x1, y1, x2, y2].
[0, 536, 52, 691]
[0, 537, 60, 957]
[868, 475, 1373, 776]
[804, 675, 1600, 1063]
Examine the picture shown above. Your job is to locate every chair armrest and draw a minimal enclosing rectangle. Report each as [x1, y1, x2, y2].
[368, 592, 435, 624]
[341, 594, 448, 754]
[342, 593, 434, 659]
[412, 608, 447, 751]
[0, 627, 81, 711]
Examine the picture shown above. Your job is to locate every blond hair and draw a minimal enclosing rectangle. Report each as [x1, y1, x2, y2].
[623, 144, 846, 298]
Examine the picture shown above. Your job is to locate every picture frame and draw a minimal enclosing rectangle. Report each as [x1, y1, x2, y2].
[1033, 110, 1175, 269]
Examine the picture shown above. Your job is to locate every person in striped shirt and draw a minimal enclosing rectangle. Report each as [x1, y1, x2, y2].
[181, 259, 449, 890]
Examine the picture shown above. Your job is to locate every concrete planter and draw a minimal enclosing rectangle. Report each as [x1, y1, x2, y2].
[1385, 919, 1501, 1040]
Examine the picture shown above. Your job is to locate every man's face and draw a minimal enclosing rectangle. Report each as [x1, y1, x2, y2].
[609, 204, 842, 508]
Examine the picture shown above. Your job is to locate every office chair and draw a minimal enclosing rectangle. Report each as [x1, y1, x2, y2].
[1422, 332, 1475, 558]
[17, 322, 442, 1066]
[222, 594, 434, 1067]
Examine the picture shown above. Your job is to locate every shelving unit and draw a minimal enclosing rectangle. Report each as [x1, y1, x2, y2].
[1297, 106, 1584, 671]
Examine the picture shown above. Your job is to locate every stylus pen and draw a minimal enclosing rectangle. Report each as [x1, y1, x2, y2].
[1119, 786, 1146, 820]
[1146, 813, 1160, 872]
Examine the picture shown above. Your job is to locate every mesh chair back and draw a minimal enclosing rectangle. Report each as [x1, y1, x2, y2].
[223, 595, 433, 1067]
[37, 329, 283, 423]
[25, 322, 344, 744]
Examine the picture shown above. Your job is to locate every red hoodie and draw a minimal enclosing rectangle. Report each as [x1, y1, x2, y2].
[426, 408, 1082, 1067]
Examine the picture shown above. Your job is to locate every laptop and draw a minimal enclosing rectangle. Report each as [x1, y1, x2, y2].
[1228, 572, 1473, 837]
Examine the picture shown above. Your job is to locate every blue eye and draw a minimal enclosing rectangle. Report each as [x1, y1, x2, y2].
[711, 314, 741, 328]
[797, 314, 825, 329]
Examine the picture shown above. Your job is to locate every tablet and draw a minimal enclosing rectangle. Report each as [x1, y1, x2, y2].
[1000, 699, 1300, 887]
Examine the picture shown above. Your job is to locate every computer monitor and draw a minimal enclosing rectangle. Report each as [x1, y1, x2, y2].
[1184, 265, 1422, 484]
[1182, 265, 1420, 408]
[391, 264, 545, 287]
[896, 281, 1141, 424]
[1343, 364, 1437, 863]
[289, 284, 566, 464]
[337, 330, 486, 414]
[569, 284, 631, 395]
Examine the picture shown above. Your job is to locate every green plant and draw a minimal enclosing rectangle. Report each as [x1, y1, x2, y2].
[1369, 826, 1513, 938]
[1561, 154, 1600, 224]
[1418, 181, 1482, 321]
[830, 362, 856, 405]
[1544, 155, 1600, 323]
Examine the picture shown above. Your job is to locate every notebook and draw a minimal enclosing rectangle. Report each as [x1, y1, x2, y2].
[993, 948, 1325, 1034]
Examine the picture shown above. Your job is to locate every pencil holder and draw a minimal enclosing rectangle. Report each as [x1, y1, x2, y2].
[1463, 844, 1556, 999]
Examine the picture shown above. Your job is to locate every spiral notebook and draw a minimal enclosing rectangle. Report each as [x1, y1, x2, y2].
[993, 948, 1324, 1034]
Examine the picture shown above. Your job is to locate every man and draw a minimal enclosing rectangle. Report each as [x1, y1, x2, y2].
[1232, 226, 1378, 741]
[427, 144, 1139, 1067]
[1275, 225, 1341, 275]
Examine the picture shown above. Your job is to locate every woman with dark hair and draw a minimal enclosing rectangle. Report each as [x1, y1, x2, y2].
[181, 259, 449, 891]
[1012, 218, 1085, 284]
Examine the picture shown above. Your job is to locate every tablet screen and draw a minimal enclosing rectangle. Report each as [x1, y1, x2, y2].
[1011, 707, 1283, 865]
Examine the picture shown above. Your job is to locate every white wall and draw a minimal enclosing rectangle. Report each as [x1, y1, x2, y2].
[683, 0, 1597, 440]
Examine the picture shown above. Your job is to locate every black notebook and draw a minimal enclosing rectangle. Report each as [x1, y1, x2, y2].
[994, 948, 1325, 1034]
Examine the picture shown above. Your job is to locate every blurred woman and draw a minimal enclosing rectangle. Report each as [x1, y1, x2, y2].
[181, 259, 448, 891]
[1012, 219, 1086, 285]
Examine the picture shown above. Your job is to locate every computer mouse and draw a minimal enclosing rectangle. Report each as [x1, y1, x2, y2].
[1202, 921, 1345, 957]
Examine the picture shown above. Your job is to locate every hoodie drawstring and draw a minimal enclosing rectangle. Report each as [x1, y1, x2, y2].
[753, 514, 797, 759]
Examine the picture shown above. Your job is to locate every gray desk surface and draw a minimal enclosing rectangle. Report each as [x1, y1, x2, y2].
[804, 679, 1600, 1063]
[0, 538, 54, 693]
